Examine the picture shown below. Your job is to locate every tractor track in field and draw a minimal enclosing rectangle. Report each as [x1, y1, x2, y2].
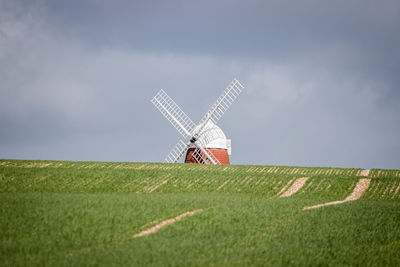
[279, 177, 309, 198]
[133, 209, 203, 238]
[303, 178, 371, 210]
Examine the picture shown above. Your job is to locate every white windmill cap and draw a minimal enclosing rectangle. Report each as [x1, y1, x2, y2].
[191, 120, 228, 149]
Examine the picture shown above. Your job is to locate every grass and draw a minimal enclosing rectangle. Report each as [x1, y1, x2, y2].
[0, 159, 399, 266]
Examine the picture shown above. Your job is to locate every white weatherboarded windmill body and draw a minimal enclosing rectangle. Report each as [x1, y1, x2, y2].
[151, 78, 243, 165]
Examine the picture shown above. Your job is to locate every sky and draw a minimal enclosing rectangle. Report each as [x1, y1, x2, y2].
[1, 0, 399, 169]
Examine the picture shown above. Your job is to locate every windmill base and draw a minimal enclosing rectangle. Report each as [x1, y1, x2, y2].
[185, 148, 230, 165]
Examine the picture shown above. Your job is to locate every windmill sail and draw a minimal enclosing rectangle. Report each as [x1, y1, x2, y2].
[165, 139, 190, 163]
[191, 145, 221, 165]
[198, 78, 243, 126]
[151, 89, 196, 138]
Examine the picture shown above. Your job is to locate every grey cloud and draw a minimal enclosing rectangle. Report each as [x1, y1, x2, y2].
[0, 0, 399, 169]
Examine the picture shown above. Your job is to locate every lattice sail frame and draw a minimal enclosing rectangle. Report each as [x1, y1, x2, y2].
[192, 146, 222, 165]
[151, 78, 243, 164]
[165, 139, 189, 163]
[198, 78, 244, 125]
[151, 89, 196, 138]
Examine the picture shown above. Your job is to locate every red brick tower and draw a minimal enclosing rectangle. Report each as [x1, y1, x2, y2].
[184, 121, 231, 165]
[185, 148, 230, 164]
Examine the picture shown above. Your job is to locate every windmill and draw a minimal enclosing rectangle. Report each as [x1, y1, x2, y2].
[151, 78, 243, 165]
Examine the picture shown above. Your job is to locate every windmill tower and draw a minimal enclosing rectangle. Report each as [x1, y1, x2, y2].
[151, 78, 243, 165]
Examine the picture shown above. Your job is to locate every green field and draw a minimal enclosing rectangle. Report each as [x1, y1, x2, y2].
[1, 160, 400, 266]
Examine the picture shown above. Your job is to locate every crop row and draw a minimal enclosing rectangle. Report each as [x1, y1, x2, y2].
[0, 160, 369, 177]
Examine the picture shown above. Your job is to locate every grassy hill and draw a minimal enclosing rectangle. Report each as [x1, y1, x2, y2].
[1, 160, 399, 266]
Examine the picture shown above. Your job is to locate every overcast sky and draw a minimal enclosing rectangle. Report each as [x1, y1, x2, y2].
[1, 0, 399, 169]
